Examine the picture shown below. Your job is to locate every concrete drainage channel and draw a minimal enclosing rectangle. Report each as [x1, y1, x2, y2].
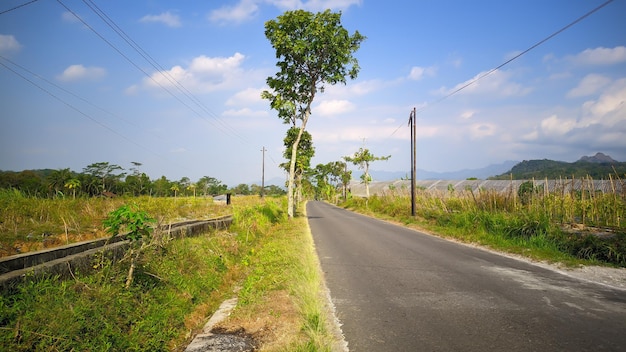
[185, 294, 256, 352]
[0, 215, 233, 291]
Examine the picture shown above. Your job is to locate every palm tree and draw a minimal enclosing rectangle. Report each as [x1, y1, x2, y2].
[64, 179, 81, 199]
[170, 184, 180, 198]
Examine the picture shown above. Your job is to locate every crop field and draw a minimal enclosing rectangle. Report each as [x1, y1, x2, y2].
[0, 190, 230, 258]
[343, 177, 626, 267]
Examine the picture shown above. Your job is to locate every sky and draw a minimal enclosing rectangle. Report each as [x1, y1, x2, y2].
[1, 0, 625, 186]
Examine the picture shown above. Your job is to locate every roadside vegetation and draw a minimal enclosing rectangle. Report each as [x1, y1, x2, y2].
[341, 179, 626, 268]
[0, 195, 335, 351]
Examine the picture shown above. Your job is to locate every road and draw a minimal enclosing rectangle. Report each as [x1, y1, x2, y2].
[307, 201, 626, 352]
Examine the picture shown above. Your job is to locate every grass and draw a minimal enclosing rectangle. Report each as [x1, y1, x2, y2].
[342, 186, 626, 268]
[0, 189, 229, 257]
[0, 195, 338, 351]
[217, 199, 337, 351]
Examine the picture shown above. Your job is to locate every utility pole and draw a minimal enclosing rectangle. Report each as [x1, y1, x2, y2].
[261, 146, 266, 198]
[408, 107, 416, 217]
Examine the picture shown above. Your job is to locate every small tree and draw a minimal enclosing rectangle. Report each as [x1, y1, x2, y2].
[103, 204, 155, 288]
[263, 9, 365, 218]
[64, 178, 81, 199]
[345, 148, 390, 198]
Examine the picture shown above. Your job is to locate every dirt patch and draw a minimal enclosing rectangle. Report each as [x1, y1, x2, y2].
[212, 290, 302, 351]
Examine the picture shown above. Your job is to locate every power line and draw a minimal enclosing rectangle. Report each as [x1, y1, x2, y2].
[56, 0, 246, 143]
[81, 0, 245, 142]
[0, 59, 149, 154]
[0, 56, 192, 174]
[0, 0, 39, 15]
[390, 0, 615, 137]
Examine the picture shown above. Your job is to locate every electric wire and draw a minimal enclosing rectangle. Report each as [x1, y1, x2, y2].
[389, 0, 615, 137]
[0, 0, 39, 15]
[81, 0, 246, 142]
[0, 54, 139, 130]
[0, 57, 193, 174]
[55, 0, 244, 143]
[0, 60, 158, 158]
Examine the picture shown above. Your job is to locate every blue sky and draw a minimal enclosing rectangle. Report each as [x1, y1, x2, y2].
[1, 0, 625, 186]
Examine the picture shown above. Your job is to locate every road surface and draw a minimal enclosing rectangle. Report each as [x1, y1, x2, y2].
[307, 201, 626, 352]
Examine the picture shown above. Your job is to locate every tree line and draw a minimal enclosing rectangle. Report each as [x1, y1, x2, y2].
[0, 161, 285, 198]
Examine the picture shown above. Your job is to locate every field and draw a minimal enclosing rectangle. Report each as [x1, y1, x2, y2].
[0, 189, 230, 257]
[343, 179, 626, 267]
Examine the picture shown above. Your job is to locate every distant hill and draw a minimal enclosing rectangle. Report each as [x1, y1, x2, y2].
[356, 160, 520, 181]
[490, 153, 626, 180]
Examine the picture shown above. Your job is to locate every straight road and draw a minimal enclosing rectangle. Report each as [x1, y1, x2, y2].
[307, 201, 626, 352]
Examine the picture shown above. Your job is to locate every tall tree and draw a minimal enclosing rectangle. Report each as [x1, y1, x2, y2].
[263, 9, 365, 218]
[282, 127, 315, 207]
[82, 162, 125, 194]
[345, 148, 390, 198]
[47, 168, 72, 196]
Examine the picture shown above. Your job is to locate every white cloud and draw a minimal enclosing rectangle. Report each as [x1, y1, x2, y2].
[316, 99, 355, 116]
[226, 87, 265, 106]
[61, 11, 81, 23]
[570, 46, 626, 66]
[140, 11, 181, 28]
[267, 0, 362, 11]
[439, 69, 531, 98]
[408, 66, 436, 80]
[57, 64, 106, 81]
[579, 78, 626, 127]
[468, 123, 496, 139]
[209, 0, 259, 24]
[528, 79, 626, 150]
[460, 110, 476, 120]
[539, 115, 576, 137]
[222, 107, 269, 118]
[139, 52, 253, 93]
[567, 74, 611, 98]
[0, 34, 21, 54]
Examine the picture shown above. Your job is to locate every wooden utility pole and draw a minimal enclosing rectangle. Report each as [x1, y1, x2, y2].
[409, 108, 416, 216]
[261, 147, 266, 197]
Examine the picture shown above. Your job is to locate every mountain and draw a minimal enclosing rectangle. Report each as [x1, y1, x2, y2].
[357, 160, 520, 181]
[491, 153, 625, 180]
[578, 152, 617, 164]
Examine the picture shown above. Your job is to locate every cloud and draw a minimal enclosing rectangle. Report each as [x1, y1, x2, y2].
[57, 64, 106, 81]
[439, 69, 531, 98]
[209, 0, 259, 24]
[468, 123, 496, 139]
[139, 52, 255, 93]
[526, 78, 626, 150]
[460, 110, 476, 120]
[539, 115, 576, 137]
[408, 66, 436, 80]
[140, 11, 181, 28]
[567, 74, 611, 98]
[222, 107, 269, 118]
[0, 34, 21, 54]
[316, 99, 355, 116]
[569, 46, 626, 66]
[579, 78, 626, 127]
[61, 11, 81, 23]
[226, 87, 266, 106]
[267, 0, 362, 11]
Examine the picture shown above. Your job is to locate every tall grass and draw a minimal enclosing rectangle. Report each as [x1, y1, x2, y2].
[0, 190, 229, 257]
[344, 180, 625, 267]
[1, 195, 337, 351]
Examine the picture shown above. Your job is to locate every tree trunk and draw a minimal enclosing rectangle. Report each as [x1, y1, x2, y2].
[287, 112, 310, 219]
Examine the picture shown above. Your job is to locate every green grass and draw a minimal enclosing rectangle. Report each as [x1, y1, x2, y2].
[342, 189, 625, 268]
[0, 190, 229, 257]
[0, 195, 338, 351]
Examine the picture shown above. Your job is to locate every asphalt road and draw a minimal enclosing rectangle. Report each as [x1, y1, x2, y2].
[307, 201, 626, 352]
